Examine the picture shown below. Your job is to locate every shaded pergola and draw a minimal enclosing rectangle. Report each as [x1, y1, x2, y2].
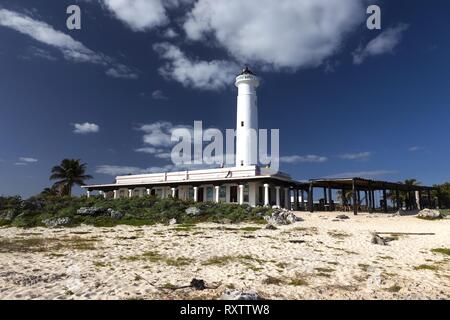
[301, 178, 435, 215]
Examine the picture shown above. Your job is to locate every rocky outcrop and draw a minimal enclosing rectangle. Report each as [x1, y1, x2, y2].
[76, 207, 107, 216]
[108, 209, 124, 220]
[417, 209, 443, 220]
[185, 207, 202, 216]
[42, 217, 71, 228]
[0, 209, 18, 222]
[218, 290, 262, 300]
[264, 209, 303, 225]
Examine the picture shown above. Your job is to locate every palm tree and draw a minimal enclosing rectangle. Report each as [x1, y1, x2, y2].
[39, 186, 60, 197]
[50, 159, 93, 196]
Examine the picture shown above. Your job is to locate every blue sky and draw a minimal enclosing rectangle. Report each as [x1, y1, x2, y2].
[1, 0, 450, 198]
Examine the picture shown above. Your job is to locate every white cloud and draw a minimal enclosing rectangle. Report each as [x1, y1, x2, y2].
[409, 146, 421, 152]
[183, 0, 367, 70]
[153, 42, 238, 90]
[138, 121, 175, 147]
[135, 147, 165, 154]
[353, 23, 409, 64]
[14, 162, 29, 166]
[19, 157, 38, 163]
[339, 151, 372, 160]
[73, 122, 100, 134]
[280, 155, 328, 164]
[323, 170, 396, 179]
[152, 90, 169, 100]
[163, 28, 179, 39]
[100, 0, 169, 32]
[0, 9, 137, 79]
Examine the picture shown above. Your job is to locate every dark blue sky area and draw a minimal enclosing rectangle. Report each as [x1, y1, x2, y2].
[1, 0, 450, 197]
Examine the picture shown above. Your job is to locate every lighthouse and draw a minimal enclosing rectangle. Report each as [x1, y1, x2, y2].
[235, 67, 260, 167]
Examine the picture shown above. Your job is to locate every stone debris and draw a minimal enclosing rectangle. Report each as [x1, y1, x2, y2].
[264, 208, 303, 225]
[336, 215, 350, 220]
[218, 289, 262, 300]
[169, 218, 178, 225]
[108, 209, 124, 220]
[42, 217, 71, 228]
[185, 207, 202, 216]
[417, 209, 443, 220]
[76, 207, 106, 216]
[265, 224, 278, 230]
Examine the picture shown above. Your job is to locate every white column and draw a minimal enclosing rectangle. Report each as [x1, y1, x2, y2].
[113, 190, 118, 199]
[284, 188, 290, 209]
[239, 184, 245, 205]
[214, 186, 220, 203]
[128, 189, 132, 198]
[103, 191, 107, 199]
[264, 184, 270, 206]
[415, 191, 421, 210]
[193, 187, 198, 202]
[275, 186, 281, 208]
[171, 187, 176, 198]
[146, 188, 151, 196]
[86, 190, 90, 198]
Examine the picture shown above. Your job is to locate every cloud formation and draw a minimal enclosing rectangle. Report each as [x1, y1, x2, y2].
[353, 23, 409, 64]
[339, 151, 372, 160]
[183, 0, 367, 70]
[153, 42, 238, 90]
[280, 155, 328, 164]
[0, 8, 138, 79]
[73, 122, 100, 134]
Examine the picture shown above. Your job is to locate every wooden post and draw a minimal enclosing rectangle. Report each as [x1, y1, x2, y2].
[352, 179, 358, 215]
[364, 191, 368, 208]
[328, 187, 333, 211]
[308, 183, 314, 213]
[427, 190, 432, 209]
[368, 186, 373, 213]
[300, 190, 305, 210]
[323, 187, 328, 210]
[396, 189, 401, 210]
[382, 188, 388, 213]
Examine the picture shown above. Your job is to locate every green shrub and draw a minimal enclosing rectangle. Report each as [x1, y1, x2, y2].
[0, 195, 271, 228]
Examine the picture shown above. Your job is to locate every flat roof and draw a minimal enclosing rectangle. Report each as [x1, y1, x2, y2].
[307, 177, 433, 191]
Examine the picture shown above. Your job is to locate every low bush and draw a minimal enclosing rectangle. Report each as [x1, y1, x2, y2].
[0, 195, 271, 228]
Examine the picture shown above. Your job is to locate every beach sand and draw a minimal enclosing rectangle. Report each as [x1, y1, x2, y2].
[0, 211, 449, 300]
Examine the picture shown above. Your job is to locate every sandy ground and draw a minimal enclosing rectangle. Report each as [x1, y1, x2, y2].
[0, 211, 449, 300]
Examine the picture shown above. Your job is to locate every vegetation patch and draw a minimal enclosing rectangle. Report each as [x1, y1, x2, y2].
[431, 248, 450, 256]
[288, 278, 308, 286]
[327, 230, 352, 239]
[414, 264, 439, 271]
[262, 276, 283, 285]
[385, 284, 402, 293]
[0, 236, 97, 253]
[121, 251, 194, 267]
[0, 195, 272, 228]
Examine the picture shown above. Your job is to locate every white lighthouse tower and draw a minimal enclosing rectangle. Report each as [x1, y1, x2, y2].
[235, 67, 260, 167]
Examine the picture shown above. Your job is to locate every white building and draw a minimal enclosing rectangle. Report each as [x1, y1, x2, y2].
[83, 67, 305, 209]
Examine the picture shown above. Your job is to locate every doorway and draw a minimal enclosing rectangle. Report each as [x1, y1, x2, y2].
[230, 186, 238, 203]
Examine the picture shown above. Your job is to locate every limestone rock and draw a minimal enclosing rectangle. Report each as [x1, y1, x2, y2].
[108, 209, 124, 220]
[169, 218, 177, 225]
[265, 224, 278, 230]
[185, 207, 201, 216]
[76, 207, 107, 216]
[336, 215, 350, 220]
[0, 209, 18, 221]
[264, 208, 303, 225]
[417, 209, 443, 220]
[218, 289, 262, 300]
[42, 217, 71, 228]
